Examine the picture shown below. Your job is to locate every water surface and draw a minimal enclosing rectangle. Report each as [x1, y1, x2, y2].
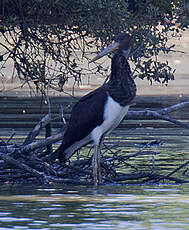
[0, 127, 189, 229]
[0, 184, 189, 229]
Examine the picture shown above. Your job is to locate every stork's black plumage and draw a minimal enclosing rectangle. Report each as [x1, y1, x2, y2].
[57, 86, 107, 162]
[52, 33, 136, 185]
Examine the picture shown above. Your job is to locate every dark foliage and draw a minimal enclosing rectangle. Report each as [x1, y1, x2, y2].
[0, 0, 188, 95]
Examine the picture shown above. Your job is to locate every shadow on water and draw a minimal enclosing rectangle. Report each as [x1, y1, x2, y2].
[0, 127, 189, 229]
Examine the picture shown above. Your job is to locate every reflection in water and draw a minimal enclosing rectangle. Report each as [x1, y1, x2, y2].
[0, 184, 189, 229]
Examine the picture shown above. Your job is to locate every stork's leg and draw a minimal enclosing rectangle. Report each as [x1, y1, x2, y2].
[92, 144, 101, 186]
[92, 137, 104, 186]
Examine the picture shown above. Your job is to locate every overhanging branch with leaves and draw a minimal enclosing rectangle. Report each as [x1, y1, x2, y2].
[0, 0, 188, 96]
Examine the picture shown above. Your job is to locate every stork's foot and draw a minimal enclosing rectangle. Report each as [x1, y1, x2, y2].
[92, 145, 102, 186]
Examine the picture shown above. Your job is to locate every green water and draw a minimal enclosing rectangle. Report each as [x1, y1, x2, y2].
[0, 127, 189, 229]
[0, 184, 189, 229]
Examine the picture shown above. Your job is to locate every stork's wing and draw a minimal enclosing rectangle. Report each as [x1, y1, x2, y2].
[61, 85, 108, 151]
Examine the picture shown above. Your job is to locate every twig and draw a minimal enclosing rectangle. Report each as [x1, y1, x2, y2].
[151, 111, 189, 129]
[19, 131, 65, 154]
[144, 173, 189, 184]
[158, 101, 189, 115]
[23, 114, 51, 145]
[7, 132, 16, 144]
[166, 161, 189, 177]
[45, 123, 53, 155]
[126, 109, 189, 129]
[60, 104, 66, 125]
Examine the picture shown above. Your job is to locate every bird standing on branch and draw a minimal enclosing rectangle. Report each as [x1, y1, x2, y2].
[52, 33, 137, 186]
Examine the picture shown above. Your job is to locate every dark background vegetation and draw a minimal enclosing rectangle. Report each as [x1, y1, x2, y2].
[0, 0, 189, 97]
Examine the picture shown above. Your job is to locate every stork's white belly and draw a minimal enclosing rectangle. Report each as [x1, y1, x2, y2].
[91, 96, 129, 145]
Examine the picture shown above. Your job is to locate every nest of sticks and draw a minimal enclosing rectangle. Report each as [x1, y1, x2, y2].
[1, 113, 189, 186]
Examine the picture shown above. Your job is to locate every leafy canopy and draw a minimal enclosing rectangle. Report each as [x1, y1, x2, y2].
[0, 0, 189, 94]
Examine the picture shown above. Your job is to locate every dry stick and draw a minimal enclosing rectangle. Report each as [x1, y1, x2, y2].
[7, 132, 16, 144]
[142, 173, 189, 184]
[45, 92, 53, 155]
[0, 152, 45, 182]
[160, 176, 189, 184]
[0, 131, 65, 155]
[60, 104, 67, 125]
[19, 132, 65, 155]
[150, 110, 189, 129]
[158, 101, 189, 115]
[126, 100, 189, 119]
[147, 173, 189, 184]
[43, 176, 93, 185]
[45, 123, 53, 155]
[126, 109, 189, 129]
[116, 143, 159, 162]
[23, 114, 51, 145]
[166, 160, 189, 178]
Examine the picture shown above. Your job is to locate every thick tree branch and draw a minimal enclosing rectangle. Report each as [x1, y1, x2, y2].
[126, 101, 189, 129]
[157, 101, 189, 115]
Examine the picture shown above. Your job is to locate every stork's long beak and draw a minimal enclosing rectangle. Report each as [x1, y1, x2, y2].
[90, 41, 119, 63]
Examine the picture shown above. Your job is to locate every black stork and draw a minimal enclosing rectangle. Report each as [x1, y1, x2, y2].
[52, 33, 136, 185]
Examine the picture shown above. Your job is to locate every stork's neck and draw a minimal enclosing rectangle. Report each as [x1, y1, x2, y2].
[105, 52, 136, 106]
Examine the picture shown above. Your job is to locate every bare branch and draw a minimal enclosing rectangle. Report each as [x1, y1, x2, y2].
[157, 101, 189, 115]
[23, 114, 51, 145]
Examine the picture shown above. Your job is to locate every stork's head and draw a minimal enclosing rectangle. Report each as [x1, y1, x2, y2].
[90, 33, 133, 63]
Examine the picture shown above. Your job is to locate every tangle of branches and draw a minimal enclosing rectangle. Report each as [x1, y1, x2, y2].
[0, 0, 188, 96]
